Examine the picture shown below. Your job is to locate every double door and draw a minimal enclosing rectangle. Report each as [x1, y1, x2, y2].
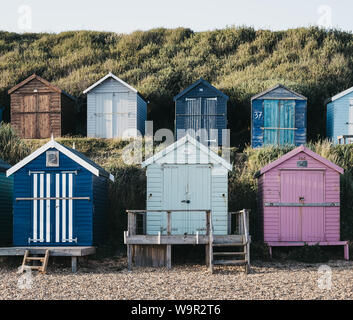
[280, 170, 325, 242]
[29, 171, 84, 244]
[162, 165, 211, 235]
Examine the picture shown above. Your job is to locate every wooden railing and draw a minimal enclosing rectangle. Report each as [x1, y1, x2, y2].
[338, 135, 353, 145]
[126, 209, 212, 237]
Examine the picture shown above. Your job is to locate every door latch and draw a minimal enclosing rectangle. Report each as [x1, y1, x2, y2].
[181, 200, 190, 204]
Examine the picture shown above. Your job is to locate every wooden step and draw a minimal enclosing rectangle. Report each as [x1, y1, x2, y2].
[213, 252, 245, 256]
[213, 259, 248, 265]
[21, 249, 50, 274]
[213, 243, 245, 247]
[25, 257, 45, 261]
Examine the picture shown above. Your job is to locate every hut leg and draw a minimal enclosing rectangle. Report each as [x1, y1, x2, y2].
[71, 257, 77, 273]
[166, 245, 172, 269]
[127, 244, 132, 271]
[269, 246, 272, 259]
[344, 243, 349, 261]
[205, 245, 209, 267]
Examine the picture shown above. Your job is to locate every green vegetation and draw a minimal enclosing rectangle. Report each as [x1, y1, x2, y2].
[1, 122, 352, 255]
[1, 26, 353, 260]
[1, 27, 353, 146]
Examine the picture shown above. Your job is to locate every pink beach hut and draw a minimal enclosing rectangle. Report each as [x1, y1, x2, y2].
[257, 145, 349, 259]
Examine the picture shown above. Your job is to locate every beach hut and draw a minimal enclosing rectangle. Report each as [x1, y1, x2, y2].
[326, 86, 353, 144]
[125, 135, 251, 272]
[0, 159, 13, 246]
[174, 78, 229, 145]
[6, 138, 114, 247]
[251, 84, 307, 148]
[8, 74, 76, 139]
[84, 72, 147, 139]
[256, 145, 348, 259]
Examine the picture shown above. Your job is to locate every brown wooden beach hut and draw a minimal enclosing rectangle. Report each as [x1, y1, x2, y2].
[8, 74, 76, 139]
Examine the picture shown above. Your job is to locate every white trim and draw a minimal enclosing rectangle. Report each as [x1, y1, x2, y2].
[39, 174, 44, 243]
[141, 134, 232, 171]
[68, 173, 73, 242]
[55, 174, 60, 243]
[33, 174, 38, 242]
[62, 174, 66, 243]
[330, 86, 353, 102]
[46, 174, 51, 242]
[5, 139, 114, 181]
[83, 72, 138, 94]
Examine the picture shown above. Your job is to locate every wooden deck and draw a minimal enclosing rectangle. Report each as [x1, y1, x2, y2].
[0, 246, 96, 272]
[124, 209, 251, 273]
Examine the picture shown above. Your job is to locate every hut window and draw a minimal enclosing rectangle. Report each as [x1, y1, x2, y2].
[46, 151, 59, 167]
[263, 100, 295, 146]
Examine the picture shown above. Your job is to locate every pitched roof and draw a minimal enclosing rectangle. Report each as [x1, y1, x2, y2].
[83, 72, 138, 94]
[173, 78, 229, 101]
[0, 159, 10, 172]
[8, 74, 76, 101]
[325, 85, 353, 105]
[6, 138, 114, 181]
[142, 134, 232, 171]
[258, 145, 343, 176]
[251, 84, 307, 101]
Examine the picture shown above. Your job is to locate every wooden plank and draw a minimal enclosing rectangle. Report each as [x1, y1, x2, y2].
[166, 245, 171, 269]
[71, 256, 77, 273]
[0, 247, 96, 257]
[127, 245, 132, 271]
[265, 202, 340, 207]
[126, 234, 243, 245]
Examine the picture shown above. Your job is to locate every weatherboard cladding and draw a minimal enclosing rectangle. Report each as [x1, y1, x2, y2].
[86, 74, 147, 138]
[0, 162, 13, 245]
[144, 136, 231, 236]
[251, 85, 307, 148]
[326, 89, 353, 144]
[257, 147, 342, 243]
[11, 146, 110, 246]
[174, 79, 228, 145]
[9, 75, 75, 139]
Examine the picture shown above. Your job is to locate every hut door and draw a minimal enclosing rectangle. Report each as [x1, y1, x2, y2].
[280, 171, 324, 241]
[163, 165, 211, 235]
[95, 93, 113, 138]
[113, 92, 129, 138]
[37, 94, 51, 138]
[30, 172, 77, 244]
[21, 95, 37, 138]
[301, 171, 325, 241]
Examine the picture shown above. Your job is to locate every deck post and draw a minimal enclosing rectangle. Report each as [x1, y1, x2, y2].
[71, 256, 77, 273]
[127, 244, 132, 271]
[344, 243, 349, 260]
[166, 245, 172, 269]
[207, 210, 213, 273]
[166, 211, 172, 269]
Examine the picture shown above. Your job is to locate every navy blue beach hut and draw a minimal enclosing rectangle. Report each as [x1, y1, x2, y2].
[251, 84, 307, 148]
[174, 78, 229, 145]
[0, 159, 13, 245]
[6, 138, 114, 246]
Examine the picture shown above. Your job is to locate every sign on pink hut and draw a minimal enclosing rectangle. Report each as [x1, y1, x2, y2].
[256, 145, 349, 259]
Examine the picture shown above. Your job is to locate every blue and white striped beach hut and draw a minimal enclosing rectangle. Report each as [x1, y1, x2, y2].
[6, 138, 114, 246]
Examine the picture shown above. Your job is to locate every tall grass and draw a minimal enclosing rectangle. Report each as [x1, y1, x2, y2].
[2, 124, 353, 247]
